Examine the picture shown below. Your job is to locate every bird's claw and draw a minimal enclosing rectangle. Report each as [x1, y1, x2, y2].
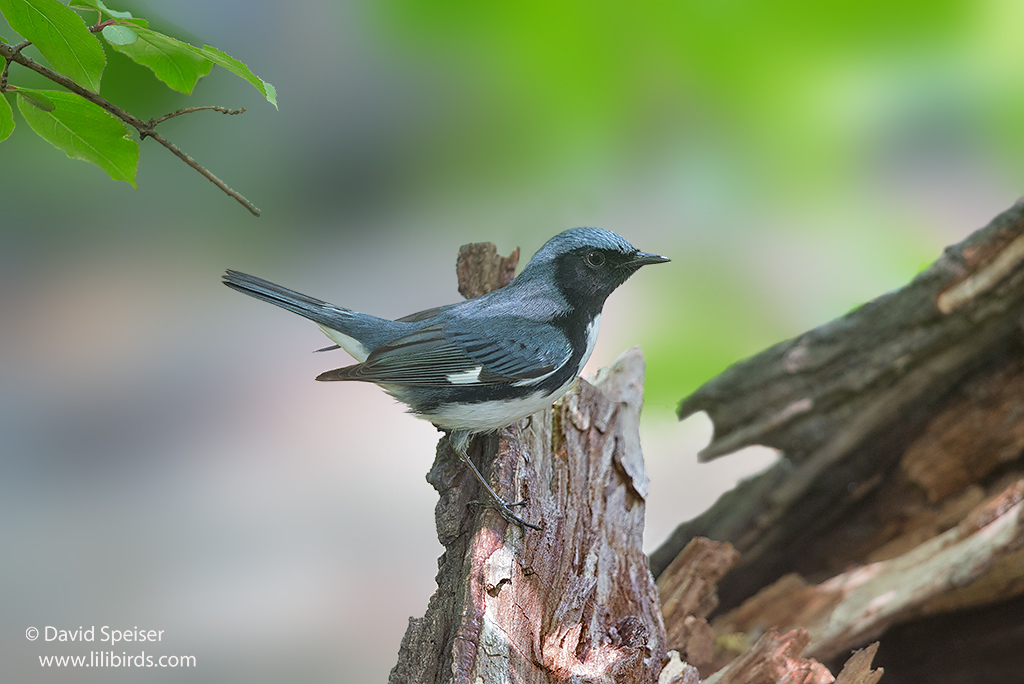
[452, 431, 542, 530]
[471, 497, 542, 530]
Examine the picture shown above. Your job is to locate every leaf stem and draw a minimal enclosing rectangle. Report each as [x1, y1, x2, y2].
[0, 40, 260, 216]
[89, 19, 118, 33]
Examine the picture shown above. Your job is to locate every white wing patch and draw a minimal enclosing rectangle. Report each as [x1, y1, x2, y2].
[511, 368, 559, 387]
[446, 366, 483, 385]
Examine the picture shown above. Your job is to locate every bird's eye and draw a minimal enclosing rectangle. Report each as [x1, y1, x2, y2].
[586, 251, 605, 267]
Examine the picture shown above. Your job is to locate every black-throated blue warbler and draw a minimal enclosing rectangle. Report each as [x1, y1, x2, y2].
[223, 228, 668, 529]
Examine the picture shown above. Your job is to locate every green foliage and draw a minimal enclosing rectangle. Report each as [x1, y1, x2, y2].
[198, 45, 277, 109]
[100, 23, 135, 45]
[16, 87, 54, 110]
[16, 88, 138, 186]
[0, 0, 105, 92]
[69, 0, 131, 20]
[102, 22, 277, 105]
[0, 94, 14, 141]
[0, 0, 276, 195]
[109, 25, 214, 94]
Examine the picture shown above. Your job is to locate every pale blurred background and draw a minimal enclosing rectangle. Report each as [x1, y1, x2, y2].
[2, 1, 1023, 681]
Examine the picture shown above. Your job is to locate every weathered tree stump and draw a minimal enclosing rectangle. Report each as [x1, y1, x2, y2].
[390, 244, 666, 684]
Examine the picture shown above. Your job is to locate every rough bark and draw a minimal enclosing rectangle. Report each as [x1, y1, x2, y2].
[649, 200, 1024, 683]
[390, 245, 666, 684]
[455, 242, 520, 299]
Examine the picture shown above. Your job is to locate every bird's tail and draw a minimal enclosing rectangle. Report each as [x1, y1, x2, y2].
[222, 269, 355, 333]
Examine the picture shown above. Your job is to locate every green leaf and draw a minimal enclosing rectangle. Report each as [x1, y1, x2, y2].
[198, 45, 277, 108]
[17, 88, 55, 110]
[0, 94, 14, 142]
[1, 34, 9, 43]
[0, 0, 106, 92]
[103, 23, 276, 106]
[16, 88, 137, 186]
[69, 0, 131, 19]
[101, 23, 135, 45]
[67, 0, 100, 12]
[109, 26, 211, 94]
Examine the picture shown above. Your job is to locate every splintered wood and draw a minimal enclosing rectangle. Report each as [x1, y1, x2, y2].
[391, 243, 665, 684]
[711, 482, 1024, 663]
[652, 540, 885, 684]
[651, 201, 1024, 683]
[702, 630, 833, 684]
[657, 538, 738, 675]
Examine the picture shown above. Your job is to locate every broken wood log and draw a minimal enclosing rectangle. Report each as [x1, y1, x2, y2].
[649, 200, 1024, 683]
[650, 200, 1024, 612]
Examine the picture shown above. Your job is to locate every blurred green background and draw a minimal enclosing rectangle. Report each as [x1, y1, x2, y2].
[3, 1, 1022, 682]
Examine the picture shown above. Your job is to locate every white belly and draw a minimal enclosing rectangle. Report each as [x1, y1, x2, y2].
[387, 313, 600, 432]
[419, 375, 578, 432]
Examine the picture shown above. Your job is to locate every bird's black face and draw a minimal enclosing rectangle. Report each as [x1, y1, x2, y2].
[554, 245, 669, 313]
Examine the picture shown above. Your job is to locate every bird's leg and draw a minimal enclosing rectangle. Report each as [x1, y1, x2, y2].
[449, 430, 542, 531]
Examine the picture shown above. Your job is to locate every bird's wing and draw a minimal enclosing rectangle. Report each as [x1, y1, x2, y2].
[394, 302, 459, 322]
[316, 322, 571, 386]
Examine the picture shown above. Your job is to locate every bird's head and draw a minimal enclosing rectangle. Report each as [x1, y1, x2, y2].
[517, 227, 670, 312]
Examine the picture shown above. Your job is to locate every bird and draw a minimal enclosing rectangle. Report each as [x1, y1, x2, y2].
[223, 228, 669, 529]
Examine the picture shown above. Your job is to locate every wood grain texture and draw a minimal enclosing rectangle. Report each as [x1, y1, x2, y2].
[656, 537, 738, 675]
[709, 481, 1024, 663]
[650, 201, 1024, 612]
[701, 630, 833, 684]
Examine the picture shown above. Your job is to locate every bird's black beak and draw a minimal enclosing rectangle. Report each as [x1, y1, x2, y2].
[625, 251, 671, 268]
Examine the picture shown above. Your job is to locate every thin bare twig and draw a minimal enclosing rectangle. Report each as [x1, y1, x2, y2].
[150, 106, 245, 126]
[0, 40, 260, 216]
[146, 131, 259, 214]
